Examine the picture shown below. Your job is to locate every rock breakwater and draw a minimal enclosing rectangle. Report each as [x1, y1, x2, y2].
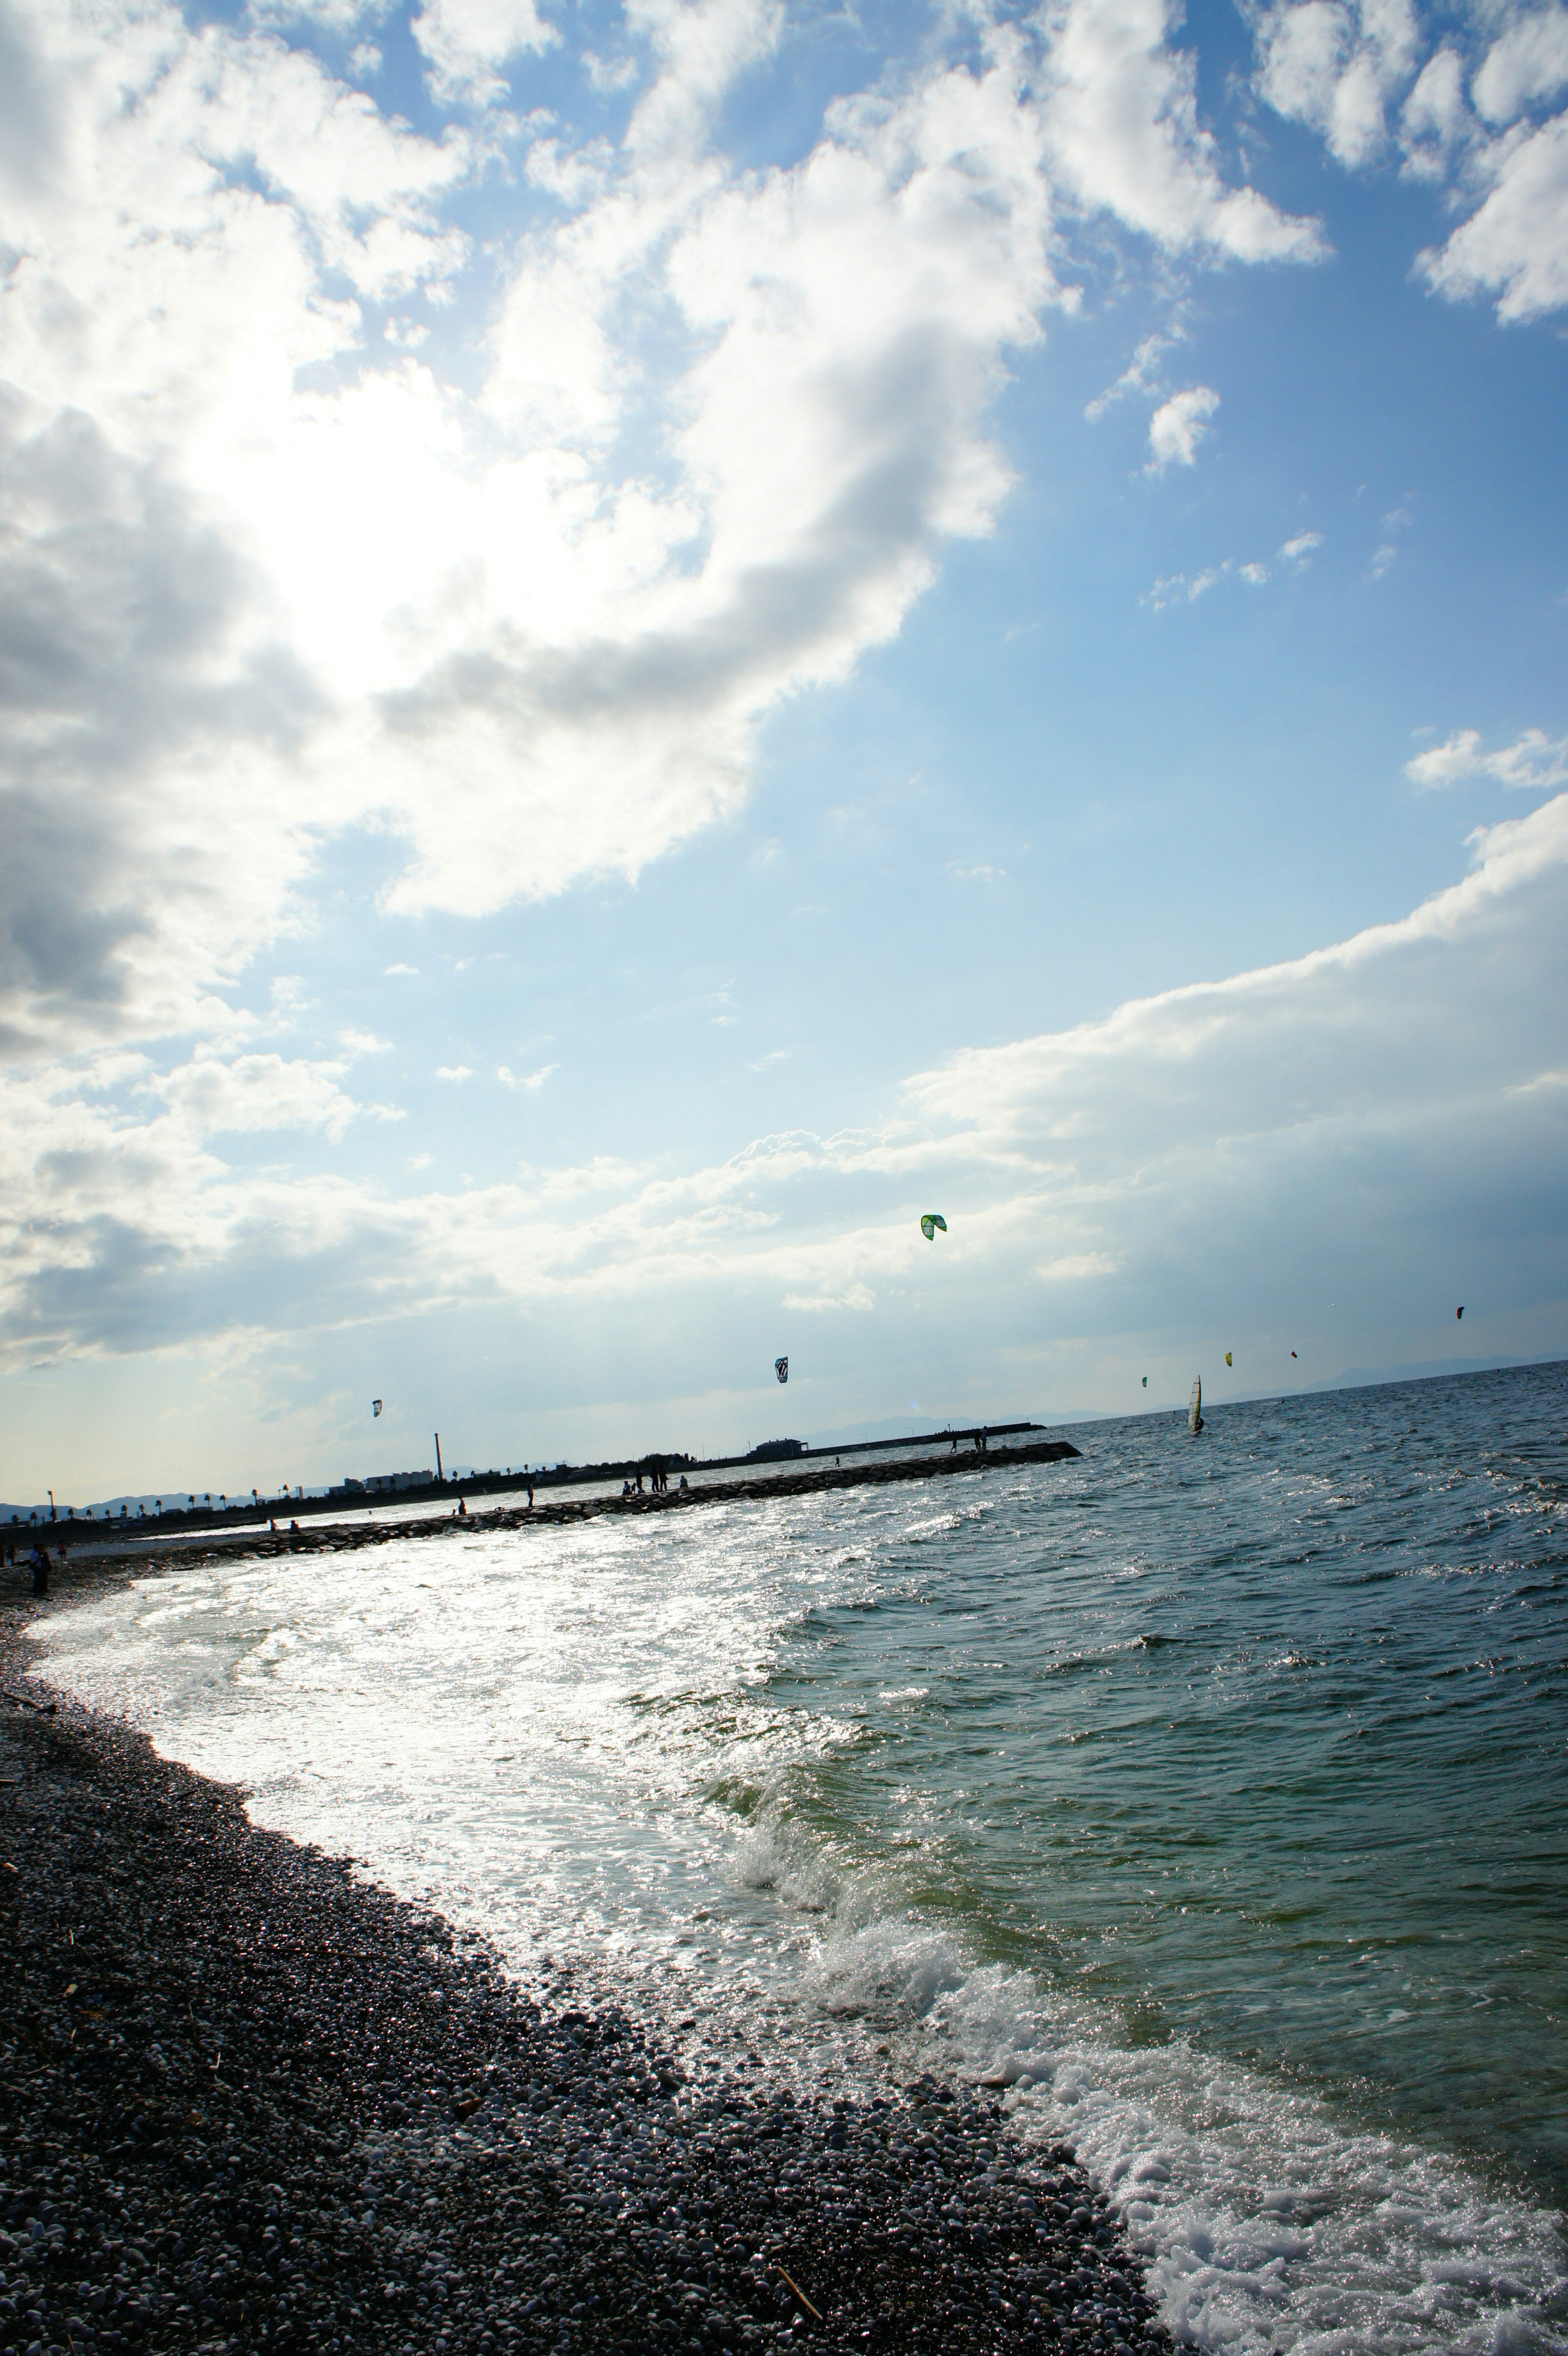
[40, 1441, 1082, 1589]
[0, 1634, 1169, 2356]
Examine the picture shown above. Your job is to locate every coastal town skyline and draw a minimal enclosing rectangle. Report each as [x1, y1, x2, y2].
[3, 0, 1566, 1499]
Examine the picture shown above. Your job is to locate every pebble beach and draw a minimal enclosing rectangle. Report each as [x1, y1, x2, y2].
[0, 1588, 1172, 2356]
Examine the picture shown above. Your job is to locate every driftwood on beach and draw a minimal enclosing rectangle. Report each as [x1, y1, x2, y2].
[34, 1436, 1082, 1584]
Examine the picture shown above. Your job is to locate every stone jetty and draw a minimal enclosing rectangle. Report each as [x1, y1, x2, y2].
[31, 1439, 1081, 1584]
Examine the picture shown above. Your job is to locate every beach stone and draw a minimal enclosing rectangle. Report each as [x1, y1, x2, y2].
[0, 1626, 1170, 2356]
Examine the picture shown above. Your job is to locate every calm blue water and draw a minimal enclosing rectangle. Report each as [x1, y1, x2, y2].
[36, 1362, 1568, 2352]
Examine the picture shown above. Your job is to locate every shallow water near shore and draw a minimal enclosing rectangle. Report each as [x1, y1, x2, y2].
[33, 1362, 1568, 2353]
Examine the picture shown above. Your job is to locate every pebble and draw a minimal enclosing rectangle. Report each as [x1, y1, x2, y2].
[0, 1626, 1174, 2356]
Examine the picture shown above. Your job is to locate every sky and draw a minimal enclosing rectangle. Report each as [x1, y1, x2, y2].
[2, 0, 1566, 1503]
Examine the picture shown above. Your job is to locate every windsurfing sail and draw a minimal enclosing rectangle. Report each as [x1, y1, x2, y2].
[372, 1398, 383, 1417]
[1188, 1378, 1203, 1435]
[1225, 1351, 1232, 1367]
[775, 1356, 788, 1384]
[920, 1213, 948, 1241]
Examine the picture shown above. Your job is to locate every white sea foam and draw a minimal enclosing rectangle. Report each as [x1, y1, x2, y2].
[792, 1892, 1568, 2356]
[30, 1400, 1568, 2356]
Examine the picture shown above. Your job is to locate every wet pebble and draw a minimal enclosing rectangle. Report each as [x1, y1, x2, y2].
[0, 1634, 1173, 2355]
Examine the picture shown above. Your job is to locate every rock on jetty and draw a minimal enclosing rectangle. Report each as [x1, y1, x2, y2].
[0, 1631, 1172, 2356]
[43, 1439, 1083, 1583]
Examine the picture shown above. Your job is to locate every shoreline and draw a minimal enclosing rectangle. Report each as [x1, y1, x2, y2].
[0, 1603, 1168, 2356]
[16, 1439, 1081, 1591]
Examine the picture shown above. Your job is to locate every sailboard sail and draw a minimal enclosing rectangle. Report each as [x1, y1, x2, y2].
[1187, 1378, 1203, 1436]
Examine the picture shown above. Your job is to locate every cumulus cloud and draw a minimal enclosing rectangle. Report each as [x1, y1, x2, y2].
[1146, 385, 1220, 470]
[1037, 0, 1326, 259]
[411, 0, 557, 103]
[0, 0, 1337, 1084]
[1419, 113, 1568, 319]
[1252, 0, 1421, 167]
[1472, 7, 1568, 126]
[1248, 0, 1568, 323]
[155, 1053, 368, 1140]
[1406, 726, 1568, 791]
[5, 799, 1566, 1385]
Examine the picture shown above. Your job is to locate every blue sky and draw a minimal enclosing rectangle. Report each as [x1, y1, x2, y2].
[2, 0, 1566, 1501]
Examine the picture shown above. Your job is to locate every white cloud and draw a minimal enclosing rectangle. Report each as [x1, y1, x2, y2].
[1406, 726, 1568, 791]
[1147, 385, 1220, 471]
[0, 0, 1341, 1084]
[1084, 325, 1183, 420]
[1036, 1250, 1120, 1280]
[1037, 0, 1326, 260]
[1246, 0, 1568, 323]
[156, 1053, 363, 1140]
[782, 1282, 876, 1312]
[584, 49, 640, 95]
[1472, 8, 1568, 127]
[1419, 112, 1568, 320]
[497, 1062, 559, 1089]
[1401, 47, 1472, 180]
[1252, 0, 1421, 167]
[411, 0, 557, 105]
[249, 0, 390, 31]
[531, 1156, 641, 1198]
[435, 1064, 473, 1081]
[4, 798, 1565, 1390]
[624, 0, 783, 160]
[1147, 564, 1221, 607]
[1146, 528, 1322, 608]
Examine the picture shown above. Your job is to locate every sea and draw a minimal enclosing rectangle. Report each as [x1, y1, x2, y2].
[33, 1362, 1568, 2355]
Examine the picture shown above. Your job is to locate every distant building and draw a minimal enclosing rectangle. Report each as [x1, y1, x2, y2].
[745, 1439, 805, 1462]
[359, 1470, 435, 1493]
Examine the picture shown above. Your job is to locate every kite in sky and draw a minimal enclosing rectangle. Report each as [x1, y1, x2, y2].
[775, 1356, 788, 1384]
[920, 1214, 947, 1241]
[1225, 1352, 1233, 1367]
[1457, 1306, 1465, 1320]
[372, 1398, 383, 1417]
[1142, 1376, 1148, 1388]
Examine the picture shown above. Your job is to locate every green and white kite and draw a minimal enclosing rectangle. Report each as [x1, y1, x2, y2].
[920, 1213, 948, 1241]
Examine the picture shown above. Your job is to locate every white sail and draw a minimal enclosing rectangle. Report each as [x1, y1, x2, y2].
[1188, 1377, 1203, 1435]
